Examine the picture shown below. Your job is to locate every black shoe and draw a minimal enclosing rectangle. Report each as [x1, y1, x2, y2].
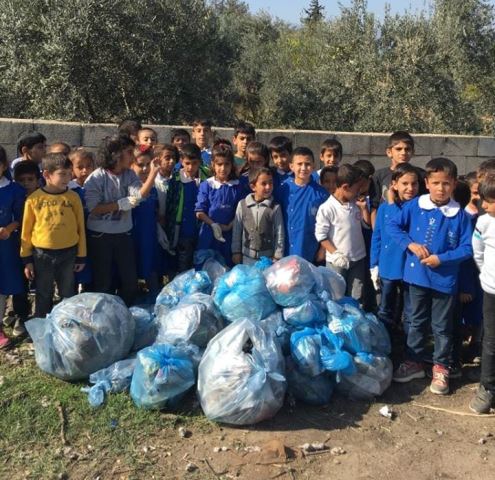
[469, 385, 494, 414]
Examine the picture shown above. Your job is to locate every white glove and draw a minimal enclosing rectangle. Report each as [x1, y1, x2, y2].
[211, 223, 225, 243]
[157, 224, 176, 255]
[329, 251, 350, 269]
[370, 266, 380, 291]
[117, 196, 140, 211]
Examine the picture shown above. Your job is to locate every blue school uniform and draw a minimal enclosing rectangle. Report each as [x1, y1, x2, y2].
[195, 177, 246, 266]
[201, 149, 212, 167]
[0, 178, 25, 295]
[273, 169, 293, 195]
[276, 176, 328, 262]
[388, 194, 473, 295]
[132, 187, 160, 281]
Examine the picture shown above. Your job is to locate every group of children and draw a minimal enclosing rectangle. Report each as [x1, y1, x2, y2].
[1, 120, 494, 413]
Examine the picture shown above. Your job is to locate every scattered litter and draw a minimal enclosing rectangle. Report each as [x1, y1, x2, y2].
[185, 462, 198, 472]
[436, 430, 444, 436]
[213, 446, 229, 452]
[5, 352, 20, 365]
[299, 442, 327, 453]
[330, 447, 346, 456]
[40, 397, 50, 408]
[379, 405, 394, 419]
[178, 427, 192, 438]
[243, 446, 262, 453]
[479, 438, 487, 445]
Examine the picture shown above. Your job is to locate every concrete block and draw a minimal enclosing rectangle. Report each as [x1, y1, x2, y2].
[409, 156, 432, 170]
[0, 118, 35, 144]
[213, 127, 234, 141]
[370, 134, 390, 156]
[4, 144, 18, 162]
[478, 137, 495, 157]
[465, 156, 484, 174]
[256, 129, 295, 147]
[81, 123, 117, 148]
[429, 135, 478, 157]
[338, 133, 371, 156]
[34, 120, 83, 147]
[145, 125, 171, 144]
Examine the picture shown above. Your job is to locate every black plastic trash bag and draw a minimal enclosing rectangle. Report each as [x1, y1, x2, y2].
[155, 293, 224, 348]
[197, 318, 286, 425]
[26, 293, 135, 381]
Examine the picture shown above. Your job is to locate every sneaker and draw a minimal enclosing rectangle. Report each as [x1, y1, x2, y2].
[393, 361, 425, 383]
[430, 364, 449, 395]
[12, 319, 26, 338]
[469, 385, 494, 414]
[0, 330, 12, 349]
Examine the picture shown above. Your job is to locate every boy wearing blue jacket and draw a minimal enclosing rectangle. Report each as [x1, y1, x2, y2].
[389, 157, 473, 395]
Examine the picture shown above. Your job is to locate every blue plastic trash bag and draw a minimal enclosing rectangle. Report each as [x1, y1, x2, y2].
[286, 357, 334, 406]
[264, 255, 315, 307]
[337, 296, 361, 309]
[258, 310, 293, 355]
[319, 327, 356, 375]
[197, 318, 286, 425]
[327, 301, 391, 355]
[26, 293, 135, 381]
[194, 248, 226, 269]
[283, 295, 326, 327]
[336, 353, 393, 400]
[130, 306, 158, 351]
[130, 343, 199, 410]
[213, 264, 277, 322]
[82, 358, 136, 407]
[254, 256, 272, 271]
[309, 265, 346, 302]
[155, 269, 212, 316]
[155, 293, 224, 348]
[202, 258, 228, 286]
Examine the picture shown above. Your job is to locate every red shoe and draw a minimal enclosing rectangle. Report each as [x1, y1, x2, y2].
[430, 364, 449, 395]
[0, 330, 12, 349]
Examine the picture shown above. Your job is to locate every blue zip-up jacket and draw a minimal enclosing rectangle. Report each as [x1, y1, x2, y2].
[370, 201, 405, 280]
[388, 194, 473, 294]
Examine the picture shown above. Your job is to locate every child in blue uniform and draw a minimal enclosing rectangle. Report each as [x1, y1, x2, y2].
[389, 157, 473, 395]
[195, 145, 246, 267]
[239, 142, 270, 194]
[277, 146, 328, 263]
[268, 136, 293, 192]
[0, 146, 26, 347]
[166, 144, 209, 272]
[370, 163, 420, 336]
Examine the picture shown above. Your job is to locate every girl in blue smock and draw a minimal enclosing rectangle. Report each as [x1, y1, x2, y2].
[195, 145, 246, 266]
[0, 146, 26, 348]
[131, 148, 161, 297]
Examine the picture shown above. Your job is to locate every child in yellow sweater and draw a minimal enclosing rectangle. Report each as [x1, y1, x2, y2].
[21, 153, 86, 317]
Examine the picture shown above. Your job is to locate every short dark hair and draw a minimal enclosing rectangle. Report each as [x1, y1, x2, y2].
[192, 118, 212, 128]
[48, 141, 71, 155]
[320, 138, 343, 159]
[234, 121, 255, 137]
[248, 166, 273, 185]
[0, 145, 6, 168]
[68, 148, 96, 167]
[464, 171, 478, 188]
[17, 132, 46, 155]
[353, 159, 375, 178]
[269, 136, 293, 155]
[425, 157, 457, 179]
[336, 164, 364, 188]
[291, 146, 314, 163]
[212, 138, 233, 150]
[13, 160, 41, 180]
[153, 143, 180, 163]
[391, 162, 420, 183]
[211, 145, 237, 180]
[98, 134, 135, 170]
[388, 131, 415, 150]
[246, 141, 269, 165]
[170, 128, 191, 142]
[181, 143, 202, 161]
[454, 180, 471, 209]
[118, 119, 142, 138]
[319, 165, 338, 182]
[42, 153, 72, 173]
[480, 175, 495, 201]
[478, 158, 495, 180]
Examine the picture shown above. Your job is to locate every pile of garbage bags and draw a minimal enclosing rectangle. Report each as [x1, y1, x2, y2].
[27, 255, 393, 424]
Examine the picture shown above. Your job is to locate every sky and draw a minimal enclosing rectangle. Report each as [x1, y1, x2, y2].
[245, 1, 492, 24]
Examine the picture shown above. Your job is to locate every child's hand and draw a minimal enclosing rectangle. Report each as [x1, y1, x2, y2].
[386, 187, 396, 204]
[421, 255, 441, 268]
[356, 198, 368, 211]
[73, 263, 85, 273]
[0, 227, 10, 240]
[460, 292, 473, 303]
[149, 158, 161, 175]
[232, 254, 242, 265]
[408, 243, 430, 260]
[24, 263, 35, 280]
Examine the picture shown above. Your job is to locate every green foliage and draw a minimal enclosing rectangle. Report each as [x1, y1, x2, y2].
[0, 0, 494, 134]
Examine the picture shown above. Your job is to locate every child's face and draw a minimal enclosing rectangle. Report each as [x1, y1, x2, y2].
[386, 141, 413, 168]
[341, 180, 364, 202]
[213, 157, 232, 182]
[247, 153, 267, 170]
[158, 150, 176, 177]
[233, 133, 253, 157]
[392, 172, 419, 202]
[44, 168, 72, 191]
[117, 146, 135, 171]
[182, 157, 201, 178]
[482, 198, 495, 217]
[290, 154, 314, 184]
[172, 135, 190, 152]
[24, 142, 46, 163]
[320, 172, 337, 194]
[272, 150, 290, 172]
[137, 130, 157, 147]
[425, 171, 456, 205]
[131, 154, 152, 182]
[16, 173, 39, 195]
[48, 143, 70, 155]
[251, 172, 273, 201]
[72, 156, 94, 185]
[192, 126, 212, 149]
[320, 149, 340, 167]
[470, 182, 480, 204]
